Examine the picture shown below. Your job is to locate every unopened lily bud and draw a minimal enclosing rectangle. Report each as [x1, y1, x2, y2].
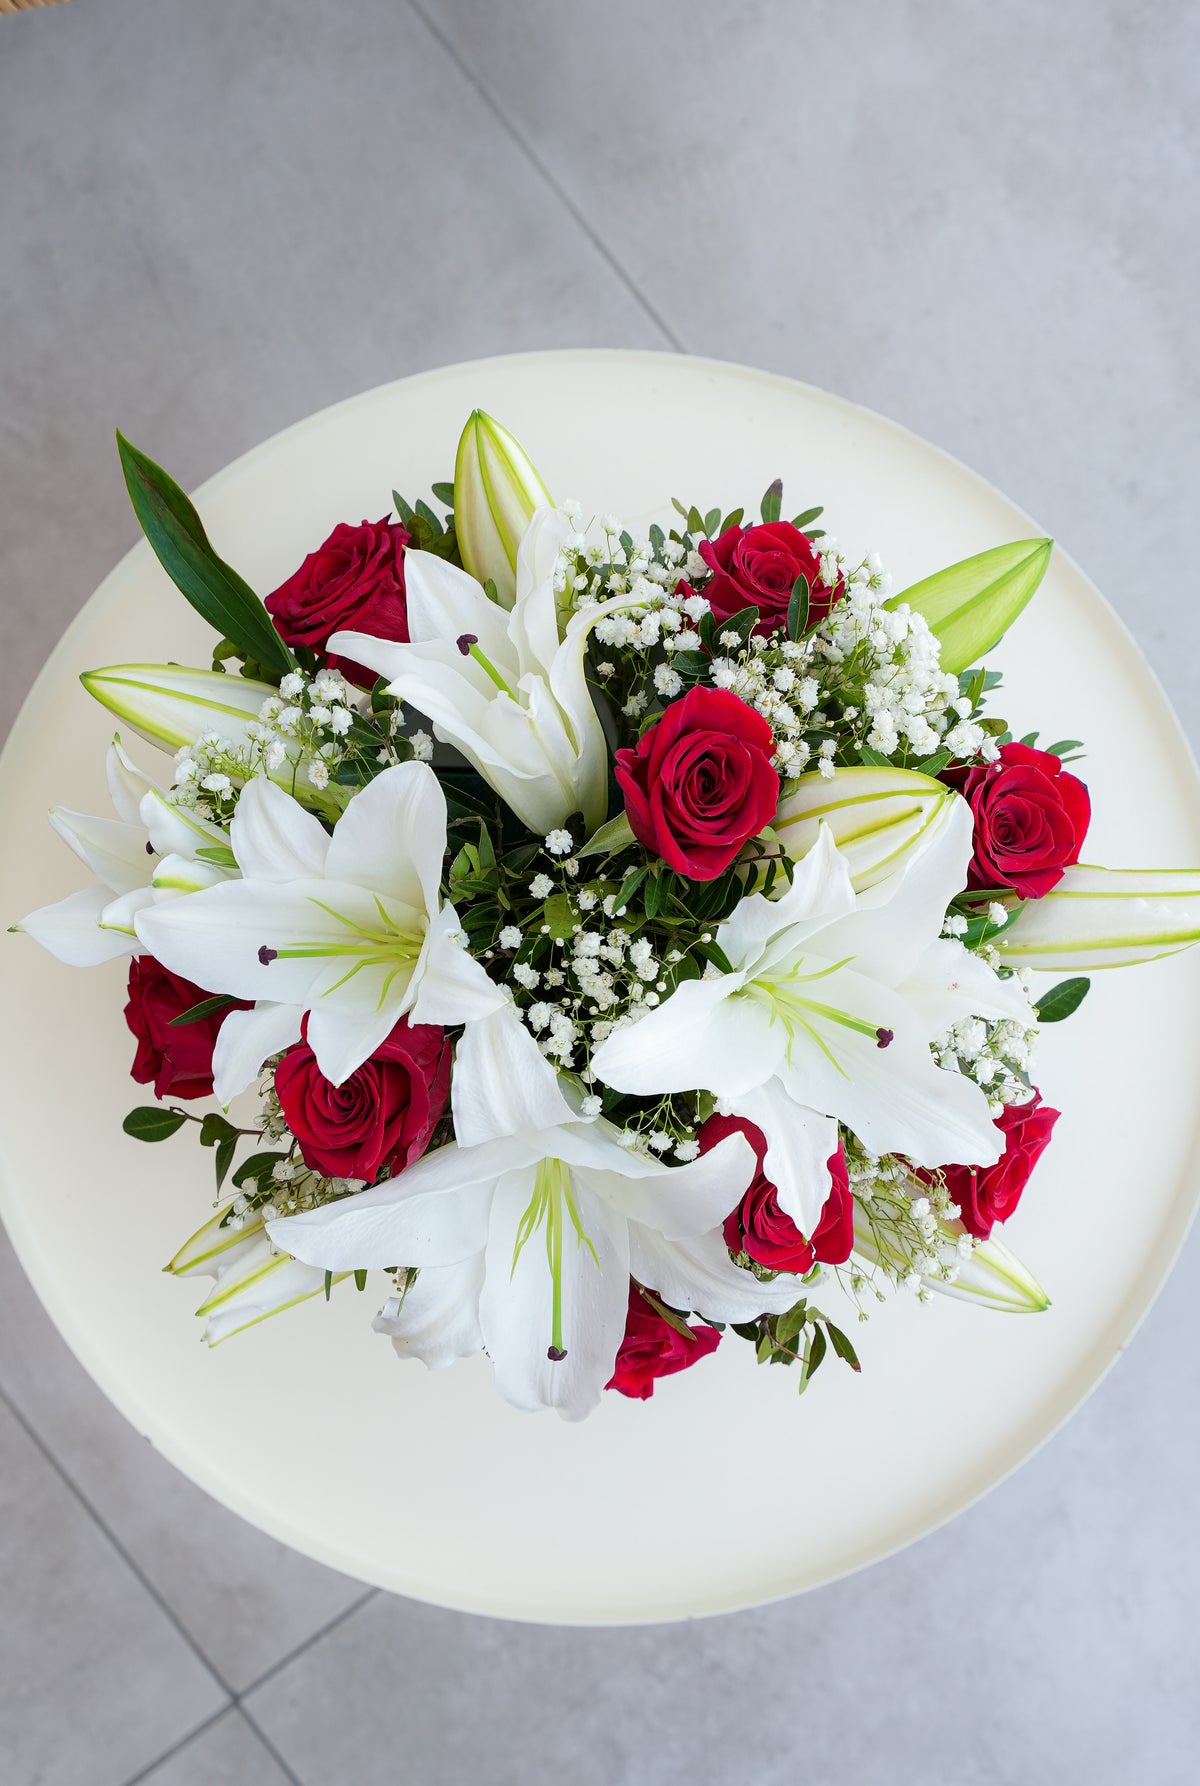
[453, 409, 552, 608]
[775, 765, 955, 891]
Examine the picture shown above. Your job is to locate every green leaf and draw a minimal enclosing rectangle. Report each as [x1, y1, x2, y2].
[792, 505, 823, 530]
[718, 507, 744, 535]
[578, 810, 636, 858]
[912, 747, 952, 777]
[760, 478, 783, 524]
[231, 1150, 285, 1189]
[799, 1320, 827, 1390]
[542, 891, 577, 942]
[392, 490, 415, 523]
[1044, 739, 1084, 757]
[886, 538, 1053, 674]
[198, 1113, 238, 1148]
[614, 865, 647, 913]
[323, 1270, 334, 1302]
[686, 505, 705, 537]
[644, 871, 670, 920]
[1034, 976, 1091, 1023]
[786, 574, 810, 641]
[414, 498, 444, 537]
[123, 1106, 187, 1142]
[169, 993, 238, 1027]
[192, 843, 238, 869]
[214, 1135, 237, 1191]
[858, 745, 891, 767]
[825, 1320, 862, 1372]
[430, 481, 455, 507]
[116, 433, 294, 675]
[703, 507, 721, 538]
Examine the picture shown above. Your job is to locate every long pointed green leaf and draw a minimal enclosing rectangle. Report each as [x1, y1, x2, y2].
[117, 432, 294, 675]
[887, 538, 1052, 673]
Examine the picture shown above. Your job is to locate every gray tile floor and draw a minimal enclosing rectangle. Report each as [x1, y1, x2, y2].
[1, 3, 1197, 1781]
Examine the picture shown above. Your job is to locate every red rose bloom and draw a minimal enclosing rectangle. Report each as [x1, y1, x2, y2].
[125, 956, 249, 1101]
[614, 685, 780, 880]
[698, 1113, 854, 1273]
[605, 1282, 721, 1400]
[265, 516, 411, 686]
[939, 1092, 1059, 1239]
[274, 1018, 450, 1182]
[945, 742, 1090, 899]
[698, 520, 844, 637]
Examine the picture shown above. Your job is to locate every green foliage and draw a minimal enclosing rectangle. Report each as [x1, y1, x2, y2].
[168, 993, 238, 1027]
[1034, 976, 1091, 1023]
[116, 433, 294, 676]
[760, 478, 783, 524]
[123, 1106, 187, 1142]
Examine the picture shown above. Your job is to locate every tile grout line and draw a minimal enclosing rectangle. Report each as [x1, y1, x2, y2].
[236, 1586, 380, 1701]
[238, 1702, 307, 1786]
[0, 1378, 235, 1701]
[405, 0, 687, 354]
[119, 1704, 234, 1786]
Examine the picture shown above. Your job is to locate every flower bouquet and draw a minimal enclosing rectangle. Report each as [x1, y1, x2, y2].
[15, 409, 1200, 1420]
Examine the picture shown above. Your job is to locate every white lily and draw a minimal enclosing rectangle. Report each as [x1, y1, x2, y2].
[996, 864, 1200, 970]
[775, 765, 956, 892]
[453, 409, 553, 607]
[325, 508, 632, 835]
[270, 1006, 802, 1419]
[135, 761, 504, 1092]
[14, 736, 232, 965]
[593, 801, 1035, 1236]
[168, 1206, 343, 1344]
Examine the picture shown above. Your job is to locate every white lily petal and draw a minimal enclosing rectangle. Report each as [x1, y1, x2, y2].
[373, 1256, 485, 1368]
[100, 885, 157, 935]
[139, 787, 229, 860]
[229, 775, 330, 881]
[574, 1129, 759, 1240]
[592, 975, 784, 1102]
[479, 1172, 630, 1420]
[211, 1001, 303, 1105]
[270, 1137, 534, 1269]
[151, 853, 230, 896]
[511, 506, 573, 669]
[901, 937, 1037, 1037]
[406, 549, 518, 670]
[822, 794, 975, 985]
[729, 1084, 838, 1237]
[107, 736, 159, 826]
[48, 808, 149, 895]
[325, 759, 446, 914]
[627, 1224, 803, 1323]
[718, 823, 856, 968]
[14, 886, 135, 965]
[451, 1002, 576, 1146]
[407, 901, 507, 1028]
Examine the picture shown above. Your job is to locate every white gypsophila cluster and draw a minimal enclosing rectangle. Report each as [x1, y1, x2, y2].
[170, 667, 364, 820]
[708, 544, 998, 775]
[932, 1001, 1039, 1117]
[847, 1150, 972, 1303]
[492, 873, 707, 1161]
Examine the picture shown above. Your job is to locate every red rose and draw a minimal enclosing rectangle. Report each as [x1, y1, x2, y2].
[698, 520, 843, 637]
[945, 742, 1090, 899]
[125, 956, 249, 1101]
[614, 685, 779, 880]
[698, 1113, 854, 1272]
[605, 1282, 721, 1400]
[940, 1091, 1060, 1239]
[274, 1018, 450, 1182]
[265, 517, 411, 687]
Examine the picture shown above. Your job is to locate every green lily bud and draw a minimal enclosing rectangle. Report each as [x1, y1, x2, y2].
[454, 409, 552, 608]
[853, 1203, 1049, 1313]
[886, 537, 1052, 674]
[775, 765, 955, 891]
[81, 662, 277, 755]
[996, 864, 1200, 970]
[168, 1207, 345, 1345]
[929, 1229, 1051, 1314]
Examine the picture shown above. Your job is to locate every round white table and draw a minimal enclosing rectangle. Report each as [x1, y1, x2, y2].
[2, 351, 1198, 1623]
